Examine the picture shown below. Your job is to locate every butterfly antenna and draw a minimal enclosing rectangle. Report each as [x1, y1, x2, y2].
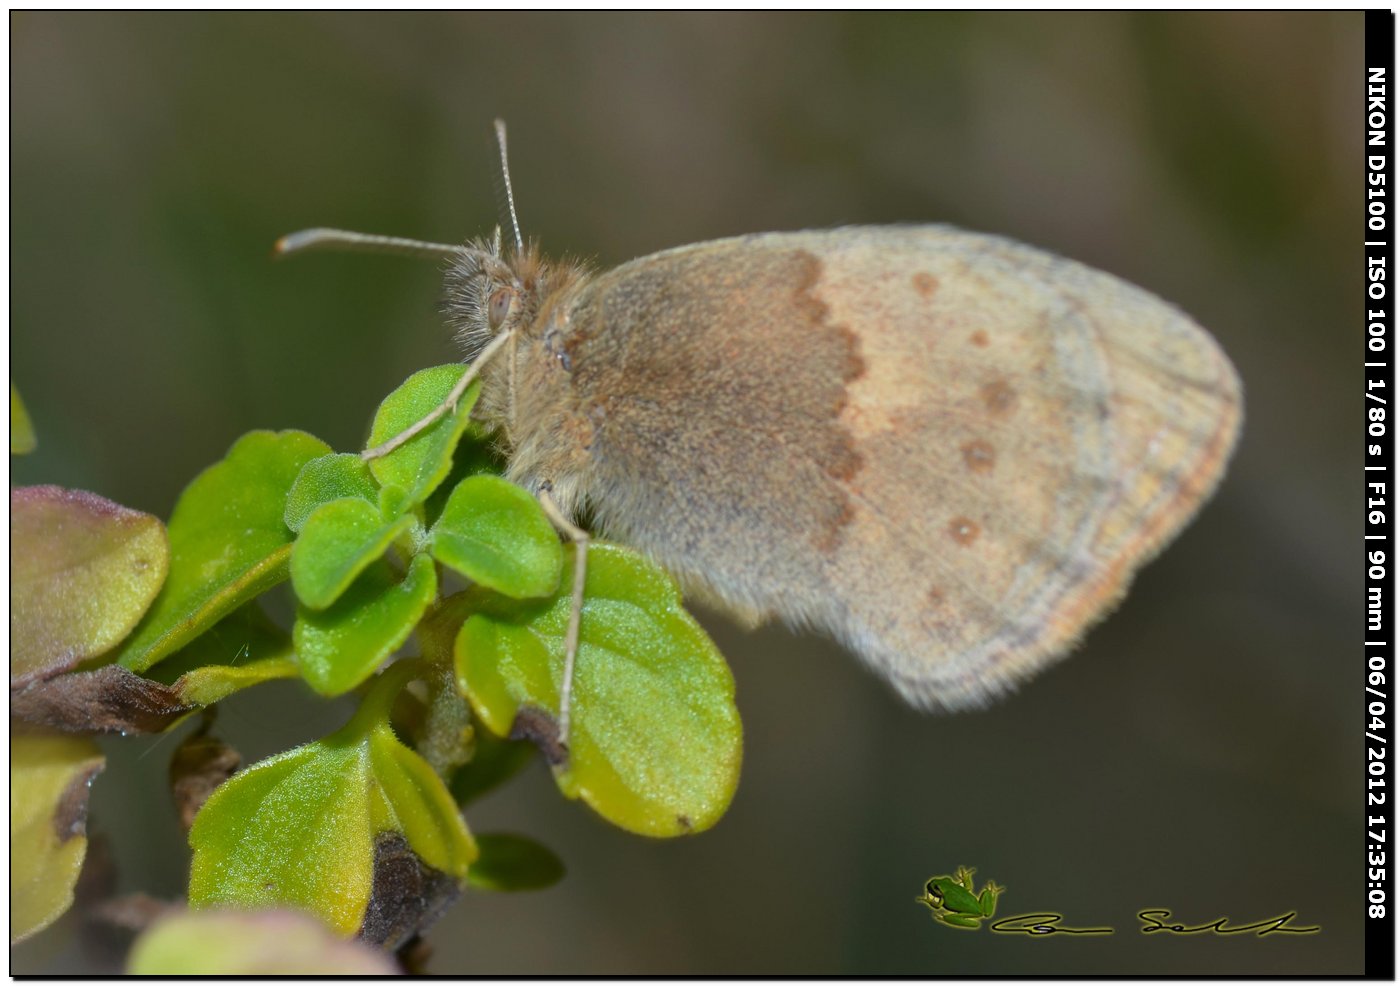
[274, 228, 466, 261]
[494, 119, 525, 256]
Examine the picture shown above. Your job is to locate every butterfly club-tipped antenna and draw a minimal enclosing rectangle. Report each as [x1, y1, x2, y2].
[273, 223, 508, 463]
[274, 227, 468, 261]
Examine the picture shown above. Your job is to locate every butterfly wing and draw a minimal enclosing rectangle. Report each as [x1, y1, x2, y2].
[560, 226, 1242, 710]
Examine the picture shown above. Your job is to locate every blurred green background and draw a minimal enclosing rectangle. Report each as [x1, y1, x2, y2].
[11, 11, 1364, 975]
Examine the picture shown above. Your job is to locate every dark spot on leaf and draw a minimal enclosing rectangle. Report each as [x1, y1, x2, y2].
[970, 330, 990, 347]
[960, 439, 996, 474]
[510, 704, 567, 766]
[948, 517, 981, 546]
[357, 832, 463, 952]
[676, 815, 693, 833]
[912, 272, 939, 299]
[10, 665, 195, 735]
[980, 379, 1017, 416]
[53, 761, 104, 843]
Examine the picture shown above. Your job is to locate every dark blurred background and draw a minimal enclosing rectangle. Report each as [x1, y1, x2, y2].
[11, 11, 1363, 975]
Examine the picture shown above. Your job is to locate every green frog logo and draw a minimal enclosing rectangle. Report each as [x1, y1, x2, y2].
[917, 867, 1004, 930]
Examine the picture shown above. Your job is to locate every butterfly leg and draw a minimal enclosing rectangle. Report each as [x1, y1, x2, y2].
[537, 485, 589, 755]
[360, 330, 514, 462]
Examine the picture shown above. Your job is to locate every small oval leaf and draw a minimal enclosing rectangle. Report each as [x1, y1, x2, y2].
[11, 733, 105, 944]
[366, 366, 480, 506]
[455, 543, 742, 837]
[466, 833, 565, 892]
[11, 486, 169, 685]
[284, 453, 379, 533]
[291, 498, 414, 610]
[293, 554, 437, 696]
[429, 475, 563, 599]
[117, 430, 330, 673]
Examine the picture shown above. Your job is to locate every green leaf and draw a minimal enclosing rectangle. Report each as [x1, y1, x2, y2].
[420, 423, 507, 527]
[366, 365, 480, 507]
[189, 740, 371, 935]
[455, 543, 742, 837]
[291, 498, 414, 610]
[127, 909, 397, 975]
[284, 453, 378, 533]
[365, 725, 477, 879]
[189, 671, 476, 937]
[293, 554, 437, 696]
[11, 486, 168, 686]
[11, 381, 36, 454]
[117, 431, 330, 673]
[378, 483, 413, 520]
[11, 734, 105, 944]
[175, 656, 299, 707]
[466, 833, 565, 892]
[429, 475, 563, 599]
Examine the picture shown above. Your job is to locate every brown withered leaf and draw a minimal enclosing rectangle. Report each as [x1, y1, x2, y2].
[169, 722, 241, 833]
[10, 665, 194, 735]
[356, 832, 461, 952]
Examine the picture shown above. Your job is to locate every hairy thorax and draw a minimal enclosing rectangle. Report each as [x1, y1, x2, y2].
[474, 264, 599, 519]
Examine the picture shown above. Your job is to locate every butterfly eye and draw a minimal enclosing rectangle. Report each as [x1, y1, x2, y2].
[487, 287, 515, 329]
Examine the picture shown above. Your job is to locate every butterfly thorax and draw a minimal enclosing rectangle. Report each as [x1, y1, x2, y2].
[444, 242, 597, 518]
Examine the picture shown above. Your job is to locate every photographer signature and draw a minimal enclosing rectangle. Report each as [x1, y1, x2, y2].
[985, 910, 1320, 937]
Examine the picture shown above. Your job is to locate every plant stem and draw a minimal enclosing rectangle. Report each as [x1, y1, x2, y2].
[342, 659, 424, 737]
